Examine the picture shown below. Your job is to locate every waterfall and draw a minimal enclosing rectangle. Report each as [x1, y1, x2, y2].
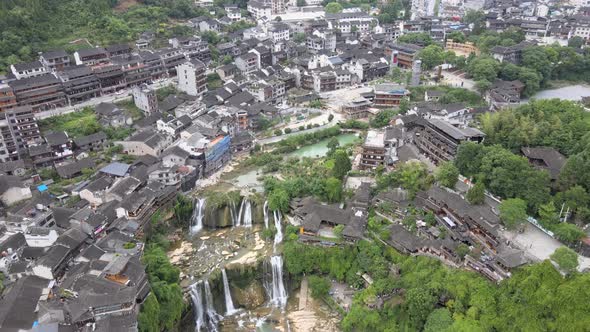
[273, 210, 283, 245]
[190, 198, 206, 235]
[230, 201, 237, 226]
[270, 255, 288, 308]
[236, 199, 246, 227]
[243, 200, 252, 227]
[221, 269, 237, 315]
[204, 280, 222, 332]
[189, 281, 205, 332]
[263, 200, 269, 228]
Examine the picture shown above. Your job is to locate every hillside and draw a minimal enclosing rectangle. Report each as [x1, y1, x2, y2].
[0, 0, 205, 73]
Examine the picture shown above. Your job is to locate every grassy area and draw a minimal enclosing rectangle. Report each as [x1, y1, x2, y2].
[38, 108, 101, 138]
[115, 100, 144, 121]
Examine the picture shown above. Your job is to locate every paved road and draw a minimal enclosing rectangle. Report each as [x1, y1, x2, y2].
[34, 78, 177, 120]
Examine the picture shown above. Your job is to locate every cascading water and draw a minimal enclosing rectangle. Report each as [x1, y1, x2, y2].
[189, 281, 205, 332]
[263, 200, 269, 228]
[204, 280, 222, 332]
[230, 201, 237, 226]
[190, 198, 206, 235]
[270, 255, 288, 308]
[221, 269, 237, 315]
[242, 200, 252, 227]
[236, 199, 246, 227]
[273, 210, 283, 245]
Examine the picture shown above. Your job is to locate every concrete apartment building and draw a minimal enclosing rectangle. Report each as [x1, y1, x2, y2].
[176, 59, 207, 97]
[132, 84, 158, 115]
[0, 106, 42, 162]
[360, 130, 386, 170]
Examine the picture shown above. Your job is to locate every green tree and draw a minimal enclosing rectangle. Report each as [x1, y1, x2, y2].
[327, 137, 340, 153]
[517, 67, 542, 96]
[405, 288, 437, 329]
[268, 188, 290, 213]
[274, 129, 283, 136]
[455, 141, 486, 177]
[435, 161, 459, 188]
[333, 224, 344, 239]
[398, 32, 433, 46]
[446, 31, 466, 43]
[297, 0, 306, 6]
[499, 198, 527, 230]
[467, 181, 485, 205]
[370, 109, 397, 128]
[419, 44, 445, 70]
[398, 161, 432, 196]
[538, 201, 559, 229]
[456, 243, 470, 259]
[553, 223, 585, 245]
[568, 36, 585, 49]
[550, 246, 579, 274]
[173, 194, 193, 227]
[325, 177, 343, 203]
[324, 2, 343, 13]
[308, 275, 331, 299]
[475, 79, 492, 93]
[138, 293, 161, 332]
[294, 32, 306, 43]
[424, 308, 454, 332]
[467, 56, 500, 82]
[399, 98, 410, 113]
[332, 149, 352, 179]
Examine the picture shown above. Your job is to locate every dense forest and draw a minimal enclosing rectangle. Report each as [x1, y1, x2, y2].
[284, 235, 590, 332]
[0, 0, 211, 72]
[437, 99, 588, 246]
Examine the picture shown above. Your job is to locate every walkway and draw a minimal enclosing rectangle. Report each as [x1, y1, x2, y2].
[503, 224, 590, 272]
[299, 276, 309, 310]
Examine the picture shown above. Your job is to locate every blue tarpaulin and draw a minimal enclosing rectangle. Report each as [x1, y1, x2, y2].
[37, 184, 48, 192]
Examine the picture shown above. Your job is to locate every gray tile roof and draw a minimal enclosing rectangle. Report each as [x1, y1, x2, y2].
[100, 162, 130, 177]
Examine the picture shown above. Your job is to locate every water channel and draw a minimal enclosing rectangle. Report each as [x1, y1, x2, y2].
[528, 84, 590, 101]
[287, 133, 359, 158]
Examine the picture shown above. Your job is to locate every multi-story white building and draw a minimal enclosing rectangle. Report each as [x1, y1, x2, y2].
[10, 61, 48, 80]
[248, 1, 272, 20]
[132, 84, 158, 115]
[176, 59, 207, 97]
[269, 22, 290, 43]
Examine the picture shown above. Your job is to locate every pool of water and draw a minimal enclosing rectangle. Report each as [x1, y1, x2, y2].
[288, 133, 359, 158]
[529, 84, 590, 101]
[231, 169, 264, 191]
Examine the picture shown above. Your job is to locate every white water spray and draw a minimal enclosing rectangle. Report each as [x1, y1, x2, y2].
[190, 198, 206, 235]
[273, 210, 283, 245]
[222, 269, 237, 315]
[270, 255, 288, 308]
[263, 200, 269, 228]
[243, 200, 252, 227]
[189, 281, 204, 331]
[204, 280, 222, 331]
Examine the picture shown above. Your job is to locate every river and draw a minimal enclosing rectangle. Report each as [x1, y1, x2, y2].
[529, 84, 590, 101]
[288, 133, 359, 158]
